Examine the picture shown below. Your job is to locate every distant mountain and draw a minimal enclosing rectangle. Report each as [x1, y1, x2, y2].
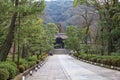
[43, 1, 73, 22]
[43, 0, 98, 30]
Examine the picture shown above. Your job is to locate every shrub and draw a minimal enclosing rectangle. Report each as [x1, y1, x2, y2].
[117, 59, 120, 67]
[81, 56, 86, 60]
[17, 59, 29, 70]
[0, 63, 17, 79]
[42, 54, 48, 59]
[5, 61, 17, 67]
[73, 53, 79, 58]
[18, 65, 25, 73]
[4, 61, 19, 74]
[90, 57, 97, 62]
[101, 59, 107, 65]
[22, 64, 28, 70]
[85, 56, 91, 60]
[39, 56, 46, 61]
[28, 61, 36, 68]
[28, 55, 38, 62]
[19, 59, 27, 65]
[78, 55, 82, 59]
[0, 69, 9, 80]
[105, 59, 112, 66]
[111, 59, 119, 66]
[96, 59, 101, 63]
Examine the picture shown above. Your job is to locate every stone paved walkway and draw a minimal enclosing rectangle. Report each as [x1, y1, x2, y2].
[26, 55, 69, 80]
[26, 55, 120, 80]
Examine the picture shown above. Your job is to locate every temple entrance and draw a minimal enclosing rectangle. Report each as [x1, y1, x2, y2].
[54, 33, 67, 49]
[55, 37, 64, 48]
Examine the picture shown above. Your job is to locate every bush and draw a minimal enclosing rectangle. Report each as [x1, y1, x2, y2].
[39, 56, 45, 61]
[101, 59, 107, 65]
[22, 64, 28, 70]
[117, 59, 120, 67]
[5, 61, 17, 67]
[0, 69, 9, 80]
[19, 59, 27, 65]
[96, 59, 101, 63]
[16, 59, 29, 70]
[90, 57, 97, 62]
[0, 63, 17, 79]
[28, 61, 36, 68]
[105, 59, 112, 66]
[85, 56, 91, 60]
[18, 65, 25, 73]
[111, 59, 119, 66]
[73, 53, 79, 58]
[28, 55, 38, 62]
[78, 55, 82, 59]
[42, 54, 48, 59]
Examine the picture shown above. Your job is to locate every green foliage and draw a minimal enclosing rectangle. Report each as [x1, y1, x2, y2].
[18, 21, 58, 58]
[0, 69, 9, 80]
[0, 0, 46, 61]
[22, 64, 28, 70]
[75, 52, 120, 67]
[0, 0, 13, 45]
[28, 55, 38, 62]
[18, 65, 25, 73]
[5, 61, 17, 67]
[17, 59, 29, 70]
[19, 59, 27, 65]
[73, 53, 79, 58]
[28, 61, 36, 68]
[73, 0, 120, 54]
[39, 53, 48, 61]
[0, 62, 17, 79]
[65, 25, 81, 53]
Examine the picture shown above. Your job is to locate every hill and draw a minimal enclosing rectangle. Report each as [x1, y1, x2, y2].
[43, 0, 98, 30]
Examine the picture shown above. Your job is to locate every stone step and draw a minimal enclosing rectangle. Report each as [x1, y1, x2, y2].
[51, 49, 67, 54]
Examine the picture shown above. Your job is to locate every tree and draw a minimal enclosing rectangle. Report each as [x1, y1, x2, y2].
[95, 0, 120, 55]
[65, 25, 80, 54]
[0, 0, 19, 61]
[73, 0, 120, 55]
[45, 23, 59, 50]
[73, 0, 98, 54]
[0, 0, 45, 61]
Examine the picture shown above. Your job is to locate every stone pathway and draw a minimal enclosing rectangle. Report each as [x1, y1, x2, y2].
[26, 55, 120, 80]
[26, 55, 69, 80]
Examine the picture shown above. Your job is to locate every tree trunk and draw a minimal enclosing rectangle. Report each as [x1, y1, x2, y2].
[21, 44, 28, 58]
[21, 44, 26, 58]
[12, 42, 16, 62]
[107, 28, 113, 55]
[0, 0, 19, 61]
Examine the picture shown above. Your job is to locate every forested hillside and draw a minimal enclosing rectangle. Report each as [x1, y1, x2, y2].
[43, 0, 98, 30]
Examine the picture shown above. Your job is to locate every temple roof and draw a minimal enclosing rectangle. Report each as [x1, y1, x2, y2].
[55, 33, 68, 39]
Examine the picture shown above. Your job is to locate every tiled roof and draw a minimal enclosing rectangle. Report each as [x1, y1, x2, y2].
[55, 33, 68, 39]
